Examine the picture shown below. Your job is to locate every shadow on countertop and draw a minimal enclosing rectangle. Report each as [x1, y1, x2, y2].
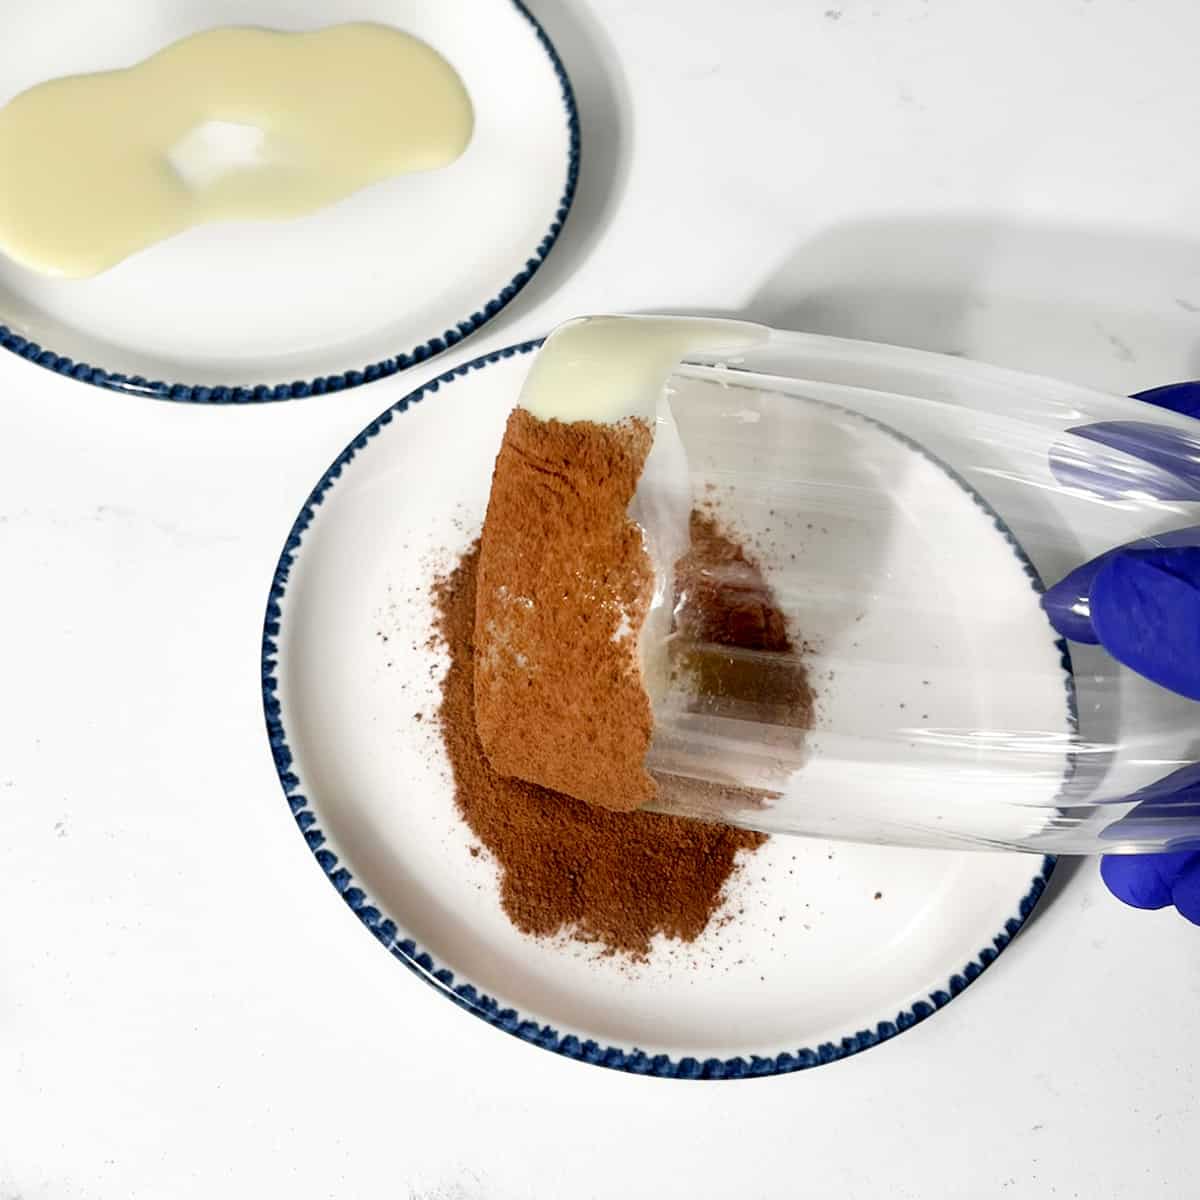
[643, 213, 1200, 393]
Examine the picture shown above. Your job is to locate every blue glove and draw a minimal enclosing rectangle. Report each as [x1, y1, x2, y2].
[1095, 762, 1200, 925]
[1102, 852, 1200, 924]
[1044, 380, 1200, 690]
[1042, 381, 1200, 924]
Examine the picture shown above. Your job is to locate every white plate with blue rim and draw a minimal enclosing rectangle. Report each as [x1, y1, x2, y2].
[0, 0, 576, 402]
[262, 340, 1066, 1079]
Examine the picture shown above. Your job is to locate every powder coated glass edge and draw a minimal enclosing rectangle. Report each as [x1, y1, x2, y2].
[0, 0, 578, 403]
[260, 338, 1057, 1080]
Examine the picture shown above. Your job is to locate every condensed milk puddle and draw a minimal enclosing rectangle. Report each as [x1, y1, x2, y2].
[0, 23, 474, 278]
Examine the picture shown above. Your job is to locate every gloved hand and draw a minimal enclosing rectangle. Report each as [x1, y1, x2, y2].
[1042, 380, 1200, 924]
[1101, 851, 1200, 923]
[1094, 761, 1200, 925]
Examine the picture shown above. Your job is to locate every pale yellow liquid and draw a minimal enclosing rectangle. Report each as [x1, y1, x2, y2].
[519, 315, 770, 424]
[0, 23, 474, 278]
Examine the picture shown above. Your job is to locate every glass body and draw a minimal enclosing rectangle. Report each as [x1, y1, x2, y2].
[640, 330, 1200, 854]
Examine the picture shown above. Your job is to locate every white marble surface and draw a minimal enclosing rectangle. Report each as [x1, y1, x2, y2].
[2, 0, 1199, 1195]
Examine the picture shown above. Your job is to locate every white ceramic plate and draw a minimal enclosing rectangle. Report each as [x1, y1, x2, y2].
[0, 0, 576, 401]
[262, 341, 1058, 1078]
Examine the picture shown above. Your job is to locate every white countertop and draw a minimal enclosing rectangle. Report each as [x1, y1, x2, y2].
[3, 0, 1198, 1195]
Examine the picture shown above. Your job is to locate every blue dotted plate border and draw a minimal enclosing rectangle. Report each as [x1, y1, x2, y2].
[261, 339, 1059, 1079]
[0, 2, 578, 404]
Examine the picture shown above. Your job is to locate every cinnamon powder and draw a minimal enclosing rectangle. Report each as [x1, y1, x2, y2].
[431, 415, 814, 957]
[473, 408, 656, 812]
[673, 512, 815, 729]
[434, 543, 765, 958]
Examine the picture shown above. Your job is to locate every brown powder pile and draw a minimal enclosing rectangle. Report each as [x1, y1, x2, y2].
[648, 512, 816, 827]
[433, 412, 815, 957]
[677, 512, 792, 651]
[434, 543, 765, 957]
[673, 512, 815, 729]
[473, 408, 656, 813]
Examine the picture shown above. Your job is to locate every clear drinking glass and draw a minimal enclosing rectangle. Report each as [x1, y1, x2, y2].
[637, 329, 1200, 854]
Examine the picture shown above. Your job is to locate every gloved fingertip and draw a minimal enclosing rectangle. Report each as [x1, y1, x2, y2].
[1131, 381, 1200, 420]
[1091, 547, 1200, 701]
[1042, 527, 1200, 648]
[1056, 422, 1200, 502]
[1171, 861, 1200, 925]
[1041, 568, 1100, 644]
[1100, 855, 1174, 909]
